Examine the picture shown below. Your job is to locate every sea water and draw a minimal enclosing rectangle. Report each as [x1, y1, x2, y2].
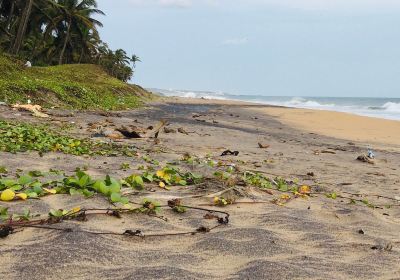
[151, 88, 400, 121]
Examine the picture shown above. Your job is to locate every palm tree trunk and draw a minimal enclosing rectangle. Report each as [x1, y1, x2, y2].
[58, 18, 72, 65]
[6, 1, 15, 32]
[78, 48, 84, 64]
[12, 0, 34, 55]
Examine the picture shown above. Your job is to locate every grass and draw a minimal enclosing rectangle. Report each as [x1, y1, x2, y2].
[0, 53, 154, 110]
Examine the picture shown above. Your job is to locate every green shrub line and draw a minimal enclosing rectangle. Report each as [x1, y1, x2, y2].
[0, 120, 136, 156]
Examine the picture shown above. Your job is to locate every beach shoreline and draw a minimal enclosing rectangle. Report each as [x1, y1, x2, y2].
[164, 96, 400, 151]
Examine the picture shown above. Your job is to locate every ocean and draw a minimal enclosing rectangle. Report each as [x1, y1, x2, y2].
[150, 88, 400, 121]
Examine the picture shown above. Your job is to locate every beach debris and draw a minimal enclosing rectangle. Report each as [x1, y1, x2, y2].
[339, 182, 353, 186]
[164, 127, 177, 133]
[97, 111, 122, 117]
[101, 129, 125, 140]
[321, 150, 336, 154]
[0, 226, 13, 238]
[221, 150, 239, 156]
[367, 149, 375, 159]
[99, 121, 167, 139]
[115, 126, 142, 138]
[307, 172, 315, 177]
[358, 229, 365, 234]
[371, 243, 393, 251]
[357, 155, 375, 164]
[204, 213, 219, 220]
[366, 172, 385, 177]
[178, 127, 189, 135]
[12, 104, 49, 118]
[147, 120, 167, 138]
[192, 113, 202, 118]
[258, 143, 270, 149]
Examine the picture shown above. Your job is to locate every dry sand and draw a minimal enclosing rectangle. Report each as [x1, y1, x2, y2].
[252, 106, 400, 151]
[0, 99, 399, 280]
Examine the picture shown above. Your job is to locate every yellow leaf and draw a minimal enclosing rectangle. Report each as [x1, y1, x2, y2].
[299, 185, 311, 194]
[71, 206, 81, 213]
[159, 181, 166, 188]
[156, 170, 165, 178]
[16, 193, 28, 200]
[214, 197, 220, 204]
[163, 174, 171, 181]
[43, 188, 57, 194]
[1, 189, 15, 201]
[280, 194, 291, 200]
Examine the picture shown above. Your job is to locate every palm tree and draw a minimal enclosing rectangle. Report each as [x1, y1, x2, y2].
[48, 0, 104, 65]
[131, 54, 141, 68]
[75, 26, 100, 63]
[0, 0, 139, 82]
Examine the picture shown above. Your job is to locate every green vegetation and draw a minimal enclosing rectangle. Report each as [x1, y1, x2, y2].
[0, 54, 152, 109]
[0, 0, 139, 81]
[0, 170, 130, 204]
[0, 120, 137, 156]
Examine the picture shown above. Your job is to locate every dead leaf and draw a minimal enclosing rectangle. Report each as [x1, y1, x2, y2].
[164, 127, 176, 133]
[178, 127, 189, 135]
[12, 104, 49, 118]
[258, 143, 270, 149]
[298, 185, 311, 195]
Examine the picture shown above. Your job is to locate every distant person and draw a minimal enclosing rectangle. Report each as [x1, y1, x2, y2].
[24, 61, 32, 68]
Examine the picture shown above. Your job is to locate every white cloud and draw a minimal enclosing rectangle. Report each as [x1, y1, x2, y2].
[222, 37, 248, 45]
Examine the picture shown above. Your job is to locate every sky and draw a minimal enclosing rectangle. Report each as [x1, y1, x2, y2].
[96, 0, 400, 97]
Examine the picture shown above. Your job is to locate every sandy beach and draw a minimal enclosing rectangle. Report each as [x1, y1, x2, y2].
[0, 98, 399, 280]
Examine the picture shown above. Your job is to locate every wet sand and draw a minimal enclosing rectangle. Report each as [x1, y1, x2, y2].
[0, 99, 399, 280]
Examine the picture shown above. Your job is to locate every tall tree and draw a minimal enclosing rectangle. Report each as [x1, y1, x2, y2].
[48, 0, 104, 64]
[12, 0, 34, 55]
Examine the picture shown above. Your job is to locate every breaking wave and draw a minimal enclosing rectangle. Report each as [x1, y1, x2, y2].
[149, 88, 400, 121]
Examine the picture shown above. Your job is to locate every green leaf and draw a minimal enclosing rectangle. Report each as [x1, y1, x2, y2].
[82, 189, 94, 198]
[33, 185, 43, 195]
[120, 197, 129, 204]
[19, 174, 33, 185]
[108, 181, 121, 194]
[134, 176, 144, 188]
[69, 188, 82, 196]
[110, 192, 122, 203]
[28, 170, 44, 177]
[143, 173, 154, 182]
[49, 209, 64, 217]
[78, 175, 90, 188]
[178, 180, 187, 186]
[96, 182, 109, 195]
[27, 192, 38, 198]
[1, 179, 17, 188]
[10, 184, 23, 191]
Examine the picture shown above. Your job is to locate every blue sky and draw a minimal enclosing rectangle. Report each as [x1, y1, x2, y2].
[96, 0, 400, 97]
